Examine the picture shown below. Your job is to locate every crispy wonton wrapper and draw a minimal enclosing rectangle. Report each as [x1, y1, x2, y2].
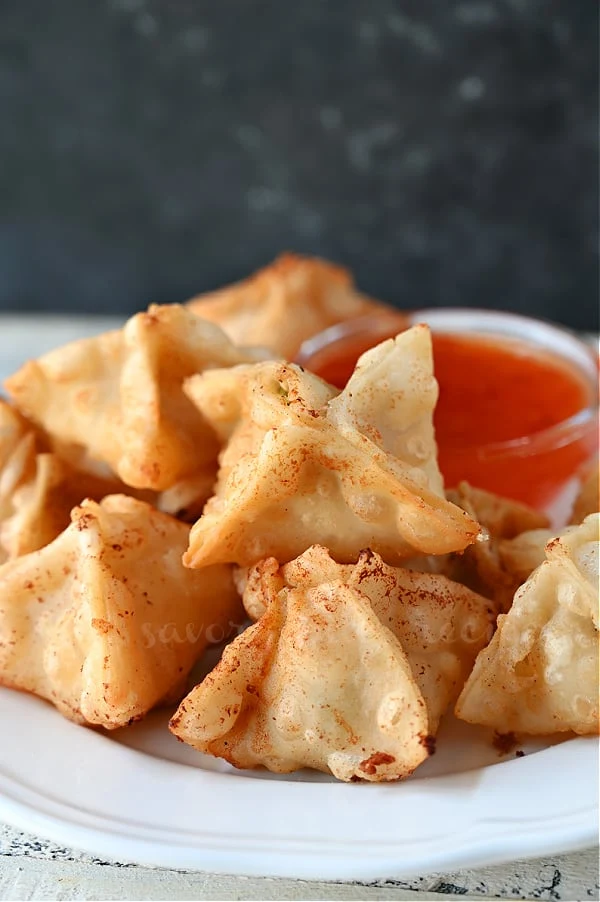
[186, 252, 396, 359]
[406, 483, 550, 612]
[48, 434, 216, 522]
[171, 546, 494, 781]
[496, 528, 555, 586]
[0, 495, 241, 728]
[184, 325, 479, 568]
[0, 400, 126, 562]
[445, 483, 549, 612]
[485, 480, 599, 599]
[455, 514, 599, 735]
[5, 304, 267, 491]
[155, 470, 218, 522]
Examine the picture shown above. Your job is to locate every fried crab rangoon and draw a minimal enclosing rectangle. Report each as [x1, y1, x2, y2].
[0, 400, 126, 562]
[170, 545, 494, 781]
[184, 325, 479, 569]
[456, 513, 600, 735]
[487, 465, 598, 594]
[4, 304, 267, 492]
[0, 495, 241, 728]
[186, 252, 394, 359]
[441, 483, 549, 612]
[2, 250, 597, 784]
[469, 481, 596, 593]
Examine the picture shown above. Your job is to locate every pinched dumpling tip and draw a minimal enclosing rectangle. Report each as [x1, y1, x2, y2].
[409, 482, 552, 613]
[183, 325, 479, 570]
[170, 545, 494, 781]
[186, 252, 393, 358]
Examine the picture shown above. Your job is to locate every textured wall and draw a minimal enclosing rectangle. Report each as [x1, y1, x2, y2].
[0, 0, 597, 328]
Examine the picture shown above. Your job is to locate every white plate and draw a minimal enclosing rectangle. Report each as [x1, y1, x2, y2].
[0, 318, 598, 880]
[0, 682, 598, 880]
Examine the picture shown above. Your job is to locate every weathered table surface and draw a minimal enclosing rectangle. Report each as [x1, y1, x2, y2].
[1, 825, 598, 901]
[0, 316, 598, 901]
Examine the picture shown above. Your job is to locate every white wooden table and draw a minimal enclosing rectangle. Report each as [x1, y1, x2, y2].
[0, 316, 598, 901]
[0, 824, 598, 900]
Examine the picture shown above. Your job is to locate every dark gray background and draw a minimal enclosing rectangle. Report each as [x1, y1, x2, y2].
[0, 0, 598, 329]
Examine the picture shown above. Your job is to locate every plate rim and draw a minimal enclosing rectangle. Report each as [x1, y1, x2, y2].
[1, 690, 597, 881]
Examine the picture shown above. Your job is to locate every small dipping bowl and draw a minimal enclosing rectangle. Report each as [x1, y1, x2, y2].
[296, 308, 599, 513]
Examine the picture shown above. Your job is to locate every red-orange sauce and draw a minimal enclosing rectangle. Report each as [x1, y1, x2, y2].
[308, 329, 597, 509]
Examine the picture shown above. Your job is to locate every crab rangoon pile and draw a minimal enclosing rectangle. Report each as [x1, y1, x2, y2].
[1, 255, 598, 781]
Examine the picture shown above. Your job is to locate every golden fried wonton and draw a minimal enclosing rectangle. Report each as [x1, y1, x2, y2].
[4, 304, 267, 491]
[184, 325, 479, 568]
[46, 432, 214, 522]
[0, 400, 124, 562]
[171, 546, 494, 781]
[186, 252, 395, 359]
[447, 482, 549, 539]
[0, 495, 241, 728]
[444, 483, 550, 612]
[496, 528, 555, 586]
[496, 503, 599, 596]
[455, 514, 600, 735]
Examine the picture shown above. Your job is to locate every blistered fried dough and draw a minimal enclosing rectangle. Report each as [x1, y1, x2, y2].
[2, 453, 110, 563]
[186, 252, 394, 359]
[184, 326, 479, 568]
[496, 528, 554, 585]
[496, 514, 599, 590]
[0, 400, 125, 562]
[448, 483, 549, 539]
[172, 583, 430, 782]
[155, 470, 218, 522]
[456, 514, 600, 735]
[243, 546, 495, 724]
[444, 483, 550, 612]
[571, 466, 599, 524]
[0, 495, 241, 728]
[171, 546, 493, 781]
[4, 304, 266, 491]
[49, 434, 214, 522]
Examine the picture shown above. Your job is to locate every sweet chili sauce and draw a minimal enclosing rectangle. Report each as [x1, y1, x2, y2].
[305, 328, 598, 510]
